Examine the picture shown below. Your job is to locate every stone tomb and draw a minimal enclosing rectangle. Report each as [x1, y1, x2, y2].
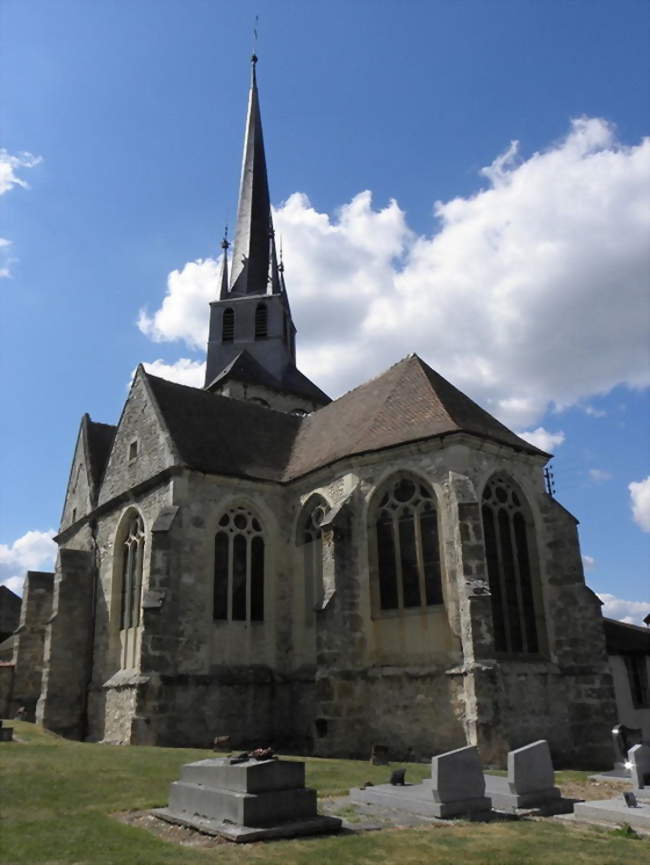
[571, 745, 650, 832]
[485, 740, 562, 813]
[153, 757, 341, 842]
[350, 745, 491, 819]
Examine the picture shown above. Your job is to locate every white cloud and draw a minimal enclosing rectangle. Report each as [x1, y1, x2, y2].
[0, 530, 57, 596]
[597, 592, 649, 626]
[585, 405, 606, 418]
[516, 427, 565, 453]
[589, 468, 612, 482]
[582, 554, 596, 570]
[0, 149, 43, 277]
[629, 476, 650, 532]
[139, 117, 650, 428]
[0, 149, 42, 195]
[141, 358, 206, 388]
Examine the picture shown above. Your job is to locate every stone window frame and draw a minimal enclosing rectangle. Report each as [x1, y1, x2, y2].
[213, 503, 266, 624]
[111, 507, 147, 671]
[480, 472, 547, 658]
[368, 471, 444, 619]
[296, 494, 329, 626]
[128, 439, 138, 462]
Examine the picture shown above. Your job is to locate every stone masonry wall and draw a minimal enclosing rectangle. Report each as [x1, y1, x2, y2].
[10, 571, 54, 720]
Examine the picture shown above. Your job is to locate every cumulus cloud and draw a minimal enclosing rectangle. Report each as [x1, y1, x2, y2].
[141, 358, 205, 388]
[0, 149, 42, 195]
[597, 592, 649, 626]
[139, 117, 650, 428]
[582, 554, 596, 570]
[0, 530, 57, 596]
[629, 476, 650, 532]
[0, 149, 42, 277]
[516, 427, 565, 453]
[589, 468, 612, 483]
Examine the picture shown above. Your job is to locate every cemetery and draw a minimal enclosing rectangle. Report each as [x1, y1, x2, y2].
[2, 719, 649, 865]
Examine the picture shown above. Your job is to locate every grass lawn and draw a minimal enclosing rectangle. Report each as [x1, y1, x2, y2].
[1, 721, 648, 865]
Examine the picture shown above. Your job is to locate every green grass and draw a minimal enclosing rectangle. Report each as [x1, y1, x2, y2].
[1, 721, 648, 865]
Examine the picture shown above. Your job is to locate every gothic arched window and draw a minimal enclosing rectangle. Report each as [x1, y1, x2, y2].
[481, 475, 542, 655]
[119, 512, 145, 630]
[373, 475, 443, 612]
[222, 307, 234, 342]
[254, 303, 268, 339]
[214, 505, 265, 622]
[298, 498, 327, 624]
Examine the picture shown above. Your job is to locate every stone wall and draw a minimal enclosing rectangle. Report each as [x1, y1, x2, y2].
[10, 571, 54, 719]
[0, 664, 14, 717]
[36, 549, 95, 738]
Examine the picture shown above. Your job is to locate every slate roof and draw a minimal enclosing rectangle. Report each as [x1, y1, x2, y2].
[205, 350, 330, 406]
[85, 416, 117, 490]
[604, 617, 650, 654]
[143, 354, 545, 484]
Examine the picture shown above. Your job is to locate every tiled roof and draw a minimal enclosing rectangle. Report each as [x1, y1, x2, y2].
[144, 354, 546, 484]
[85, 417, 117, 490]
[205, 350, 330, 406]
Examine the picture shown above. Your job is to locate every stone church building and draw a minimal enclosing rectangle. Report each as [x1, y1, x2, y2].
[31, 57, 616, 767]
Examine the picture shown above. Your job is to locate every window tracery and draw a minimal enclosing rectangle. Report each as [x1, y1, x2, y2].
[373, 475, 443, 613]
[298, 499, 327, 623]
[119, 512, 145, 631]
[481, 475, 541, 655]
[214, 505, 265, 622]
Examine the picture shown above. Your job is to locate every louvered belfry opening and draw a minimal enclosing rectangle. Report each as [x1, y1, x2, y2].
[222, 308, 234, 342]
[481, 475, 541, 655]
[374, 475, 443, 613]
[254, 302, 268, 339]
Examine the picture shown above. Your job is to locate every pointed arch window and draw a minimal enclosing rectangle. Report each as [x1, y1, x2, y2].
[254, 303, 268, 339]
[222, 307, 234, 342]
[481, 475, 542, 655]
[373, 476, 443, 613]
[298, 498, 327, 624]
[214, 506, 265, 622]
[119, 512, 145, 630]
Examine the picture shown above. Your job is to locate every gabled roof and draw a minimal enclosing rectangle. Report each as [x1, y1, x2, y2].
[283, 354, 546, 478]
[146, 372, 300, 482]
[142, 354, 545, 485]
[205, 350, 330, 406]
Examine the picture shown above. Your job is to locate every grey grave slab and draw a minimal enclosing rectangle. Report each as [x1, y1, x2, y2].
[153, 756, 341, 842]
[350, 780, 437, 817]
[629, 744, 650, 802]
[486, 740, 562, 813]
[431, 745, 492, 818]
[572, 796, 650, 831]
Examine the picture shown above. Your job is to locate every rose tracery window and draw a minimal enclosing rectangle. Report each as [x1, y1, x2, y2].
[214, 506, 265, 622]
[374, 476, 443, 612]
[481, 475, 541, 655]
[120, 512, 145, 630]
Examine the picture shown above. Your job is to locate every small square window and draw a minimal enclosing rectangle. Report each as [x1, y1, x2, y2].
[129, 440, 138, 461]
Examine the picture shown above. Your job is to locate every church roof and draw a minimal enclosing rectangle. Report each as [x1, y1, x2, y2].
[144, 354, 545, 485]
[285, 354, 547, 478]
[205, 350, 330, 405]
[84, 416, 117, 490]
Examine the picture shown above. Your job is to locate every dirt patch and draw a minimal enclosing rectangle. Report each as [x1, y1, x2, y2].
[115, 810, 230, 848]
[557, 777, 630, 803]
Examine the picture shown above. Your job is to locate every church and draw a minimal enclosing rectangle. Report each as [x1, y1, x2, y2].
[31, 56, 616, 767]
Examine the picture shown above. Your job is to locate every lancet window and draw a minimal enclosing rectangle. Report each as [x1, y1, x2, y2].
[373, 475, 443, 612]
[298, 498, 327, 623]
[119, 512, 145, 630]
[222, 307, 234, 342]
[213, 506, 265, 622]
[481, 475, 542, 655]
[254, 303, 268, 339]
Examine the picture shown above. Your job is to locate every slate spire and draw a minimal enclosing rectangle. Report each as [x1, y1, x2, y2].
[218, 230, 230, 300]
[228, 54, 280, 297]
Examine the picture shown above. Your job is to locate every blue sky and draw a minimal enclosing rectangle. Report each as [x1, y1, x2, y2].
[1, 0, 649, 621]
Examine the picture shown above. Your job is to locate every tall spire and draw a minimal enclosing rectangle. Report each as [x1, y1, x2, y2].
[228, 54, 279, 296]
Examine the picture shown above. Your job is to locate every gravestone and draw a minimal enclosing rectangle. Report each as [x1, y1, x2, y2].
[485, 740, 561, 813]
[431, 745, 491, 818]
[153, 756, 341, 842]
[370, 744, 389, 765]
[629, 743, 650, 801]
[0, 720, 14, 742]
